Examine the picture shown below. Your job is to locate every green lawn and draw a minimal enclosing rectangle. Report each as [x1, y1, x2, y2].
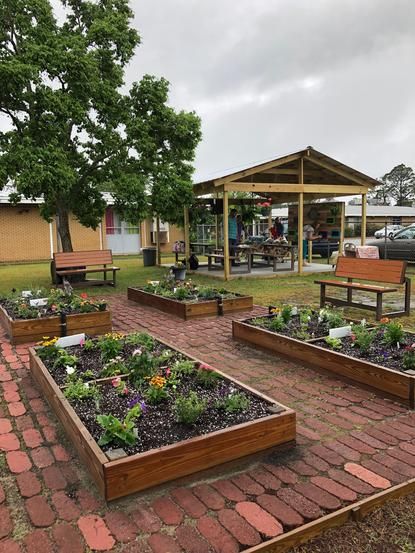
[1, 257, 414, 329]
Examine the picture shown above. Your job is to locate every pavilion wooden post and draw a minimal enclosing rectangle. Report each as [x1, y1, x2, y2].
[215, 193, 220, 249]
[361, 193, 367, 245]
[268, 211, 273, 233]
[156, 217, 161, 266]
[223, 190, 230, 280]
[340, 201, 345, 255]
[183, 206, 190, 269]
[298, 157, 304, 274]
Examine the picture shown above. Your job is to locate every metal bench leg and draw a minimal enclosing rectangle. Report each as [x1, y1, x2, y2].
[112, 269, 116, 287]
[376, 292, 383, 320]
[208, 257, 212, 271]
[405, 277, 411, 316]
[320, 284, 326, 307]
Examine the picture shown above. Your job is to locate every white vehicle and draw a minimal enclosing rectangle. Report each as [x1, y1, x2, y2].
[374, 225, 404, 239]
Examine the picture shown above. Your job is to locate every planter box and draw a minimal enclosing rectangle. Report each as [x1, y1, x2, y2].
[127, 287, 253, 319]
[29, 341, 296, 501]
[0, 305, 112, 345]
[233, 319, 415, 407]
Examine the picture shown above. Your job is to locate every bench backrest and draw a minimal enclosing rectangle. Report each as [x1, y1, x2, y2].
[335, 256, 406, 284]
[54, 250, 114, 269]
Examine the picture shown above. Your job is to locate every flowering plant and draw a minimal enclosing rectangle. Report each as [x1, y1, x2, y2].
[144, 375, 169, 404]
[97, 404, 142, 447]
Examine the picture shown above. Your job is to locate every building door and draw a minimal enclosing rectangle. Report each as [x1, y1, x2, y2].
[105, 208, 140, 254]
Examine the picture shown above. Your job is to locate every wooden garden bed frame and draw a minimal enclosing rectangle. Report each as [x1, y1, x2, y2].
[233, 316, 415, 407]
[127, 287, 253, 319]
[0, 304, 112, 345]
[29, 339, 296, 501]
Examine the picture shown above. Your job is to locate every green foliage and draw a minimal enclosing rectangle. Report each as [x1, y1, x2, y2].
[351, 325, 374, 354]
[196, 365, 221, 388]
[64, 379, 99, 401]
[172, 359, 196, 376]
[324, 336, 342, 350]
[379, 164, 415, 206]
[299, 309, 313, 326]
[97, 404, 142, 447]
[216, 392, 250, 413]
[144, 383, 169, 404]
[268, 315, 285, 332]
[319, 308, 346, 329]
[382, 321, 405, 347]
[124, 332, 155, 349]
[53, 349, 78, 369]
[280, 305, 293, 324]
[127, 351, 157, 386]
[83, 339, 96, 352]
[101, 357, 126, 378]
[403, 347, 415, 371]
[174, 392, 206, 425]
[0, 0, 201, 250]
[97, 334, 123, 362]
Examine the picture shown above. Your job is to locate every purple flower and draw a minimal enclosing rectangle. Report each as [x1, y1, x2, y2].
[128, 395, 147, 413]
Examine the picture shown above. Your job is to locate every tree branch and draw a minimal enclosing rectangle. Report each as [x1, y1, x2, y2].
[0, 108, 23, 134]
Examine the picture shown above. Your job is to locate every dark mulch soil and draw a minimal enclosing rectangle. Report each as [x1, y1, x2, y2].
[71, 375, 273, 456]
[0, 298, 105, 320]
[315, 330, 413, 373]
[247, 313, 338, 340]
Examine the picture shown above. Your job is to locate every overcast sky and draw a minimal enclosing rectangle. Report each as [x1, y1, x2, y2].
[124, 0, 415, 182]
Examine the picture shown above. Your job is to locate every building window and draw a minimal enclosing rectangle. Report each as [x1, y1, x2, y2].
[392, 217, 402, 225]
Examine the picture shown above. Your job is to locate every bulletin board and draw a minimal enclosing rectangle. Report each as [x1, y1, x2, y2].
[287, 202, 344, 242]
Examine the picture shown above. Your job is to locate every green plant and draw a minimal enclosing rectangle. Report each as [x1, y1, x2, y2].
[299, 309, 313, 326]
[320, 308, 346, 329]
[403, 346, 415, 371]
[281, 305, 293, 324]
[64, 379, 99, 400]
[97, 333, 124, 362]
[144, 375, 168, 404]
[82, 339, 96, 352]
[382, 321, 405, 347]
[127, 351, 157, 386]
[53, 349, 78, 370]
[36, 337, 61, 362]
[101, 357, 127, 377]
[293, 328, 310, 341]
[174, 287, 192, 300]
[124, 332, 155, 349]
[174, 392, 206, 425]
[268, 315, 285, 332]
[172, 359, 196, 376]
[196, 364, 221, 388]
[97, 404, 142, 447]
[216, 392, 250, 413]
[324, 336, 342, 350]
[351, 325, 374, 354]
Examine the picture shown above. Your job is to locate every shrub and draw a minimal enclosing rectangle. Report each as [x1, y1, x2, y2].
[64, 379, 99, 400]
[382, 321, 405, 347]
[174, 392, 206, 425]
[216, 392, 250, 413]
[196, 364, 221, 388]
[324, 336, 342, 350]
[97, 404, 142, 447]
[351, 325, 374, 354]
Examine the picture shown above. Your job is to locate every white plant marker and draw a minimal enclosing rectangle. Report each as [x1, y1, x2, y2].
[56, 333, 85, 348]
[22, 291, 32, 298]
[29, 298, 48, 307]
[329, 326, 352, 339]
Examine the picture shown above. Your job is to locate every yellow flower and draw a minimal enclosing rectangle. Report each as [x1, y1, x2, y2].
[149, 376, 166, 388]
[271, 307, 281, 314]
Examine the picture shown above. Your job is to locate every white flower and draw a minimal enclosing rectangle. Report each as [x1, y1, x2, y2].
[65, 366, 75, 375]
[361, 319, 366, 327]
[84, 383, 89, 388]
[133, 348, 142, 356]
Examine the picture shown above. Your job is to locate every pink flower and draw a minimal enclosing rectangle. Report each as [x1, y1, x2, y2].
[111, 377, 121, 387]
[350, 334, 356, 342]
[51, 304, 57, 311]
[200, 363, 213, 371]
[122, 387, 129, 395]
[165, 367, 171, 377]
[80, 293, 88, 299]
[79, 338, 85, 347]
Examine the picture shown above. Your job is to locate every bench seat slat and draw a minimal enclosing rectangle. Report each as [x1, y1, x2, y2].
[57, 267, 120, 275]
[314, 280, 397, 293]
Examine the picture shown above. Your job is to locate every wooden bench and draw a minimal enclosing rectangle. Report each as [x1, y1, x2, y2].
[315, 257, 411, 320]
[54, 250, 120, 287]
[247, 245, 296, 273]
[206, 253, 240, 274]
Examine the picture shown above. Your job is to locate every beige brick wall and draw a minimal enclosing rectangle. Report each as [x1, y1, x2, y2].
[0, 206, 51, 262]
[0, 206, 106, 263]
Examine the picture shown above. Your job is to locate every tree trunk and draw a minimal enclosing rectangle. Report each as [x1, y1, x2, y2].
[57, 205, 73, 252]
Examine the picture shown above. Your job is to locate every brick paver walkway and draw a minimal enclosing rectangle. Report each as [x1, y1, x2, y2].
[1, 295, 415, 552]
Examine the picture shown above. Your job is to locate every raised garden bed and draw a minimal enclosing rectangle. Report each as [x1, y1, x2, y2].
[0, 289, 111, 344]
[29, 332, 295, 500]
[128, 280, 253, 319]
[233, 307, 415, 407]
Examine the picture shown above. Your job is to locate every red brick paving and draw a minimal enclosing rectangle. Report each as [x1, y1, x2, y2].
[1, 296, 415, 550]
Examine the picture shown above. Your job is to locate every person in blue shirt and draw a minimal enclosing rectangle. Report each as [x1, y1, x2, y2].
[228, 208, 238, 263]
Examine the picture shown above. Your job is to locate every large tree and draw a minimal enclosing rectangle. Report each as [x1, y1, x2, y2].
[379, 164, 415, 206]
[0, 0, 201, 251]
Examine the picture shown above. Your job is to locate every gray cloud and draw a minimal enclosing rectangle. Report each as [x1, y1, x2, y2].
[126, 0, 415, 181]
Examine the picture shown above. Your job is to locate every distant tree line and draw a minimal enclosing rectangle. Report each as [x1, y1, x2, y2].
[370, 164, 415, 206]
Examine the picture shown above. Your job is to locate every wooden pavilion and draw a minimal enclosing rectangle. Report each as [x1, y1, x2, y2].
[184, 146, 379, 280]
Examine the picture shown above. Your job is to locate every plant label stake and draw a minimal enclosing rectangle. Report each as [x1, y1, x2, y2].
[329, 326, 352, 339]
[217, 297, 224, 316]
[59, 312, 67, 337]
[56, 333, 85, 348]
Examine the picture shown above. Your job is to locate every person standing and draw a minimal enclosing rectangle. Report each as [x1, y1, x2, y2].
[302, 222, 321, 266]
[228, 208, 238, 262]
[270, 217, 283, 239]
[236, 214, 245, 244]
